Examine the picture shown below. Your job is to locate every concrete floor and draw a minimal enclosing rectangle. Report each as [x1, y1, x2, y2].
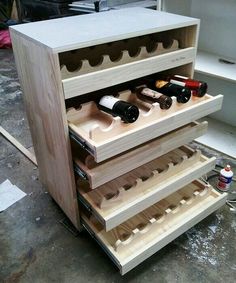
[0, 48, 236, 283]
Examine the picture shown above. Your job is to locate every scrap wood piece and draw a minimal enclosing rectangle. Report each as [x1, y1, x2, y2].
[0, 126, 37, 166]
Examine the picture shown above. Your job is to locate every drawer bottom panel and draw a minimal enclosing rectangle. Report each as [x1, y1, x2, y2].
[82, 186, 227, 275]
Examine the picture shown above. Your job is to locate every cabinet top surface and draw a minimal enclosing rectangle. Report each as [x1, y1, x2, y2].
[10, 8, 199, 53]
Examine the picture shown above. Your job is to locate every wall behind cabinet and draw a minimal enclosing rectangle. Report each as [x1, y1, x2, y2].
[162, 0, 236, 59]
[161, 0, 236, 127]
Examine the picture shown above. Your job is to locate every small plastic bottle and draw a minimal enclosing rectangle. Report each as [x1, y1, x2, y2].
[217, 165, 234, 192]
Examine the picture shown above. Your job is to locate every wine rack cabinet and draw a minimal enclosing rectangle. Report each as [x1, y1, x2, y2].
[10, 8, 227, 275]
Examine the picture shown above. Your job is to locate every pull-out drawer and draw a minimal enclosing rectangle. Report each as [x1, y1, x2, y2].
[73, 121, 208, 189]
[82, 182, 227, 275]
[78, 146, 216, 231]
[68, 92, 223, 162]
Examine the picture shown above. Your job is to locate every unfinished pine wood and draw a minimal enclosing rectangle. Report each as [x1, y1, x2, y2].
[73, 121, 208, 188]
[100, 180, 211, 253]
[61, 39, 179, 79]
[62, 47, 195, 99]
[10, 8, 199, 52]
[68, 92, 223, 162]
[78, 146, 216, 231]
[10, 31, 80, 229]
[82, 186, 227, 275]
[59, 34, 177, 73]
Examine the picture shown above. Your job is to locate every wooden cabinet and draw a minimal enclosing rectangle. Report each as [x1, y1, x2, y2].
[10, 8, 227, 275]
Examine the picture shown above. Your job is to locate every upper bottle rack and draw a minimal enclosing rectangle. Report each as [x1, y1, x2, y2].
[59, 25, 198, 99]
[61, 38, 180, 78]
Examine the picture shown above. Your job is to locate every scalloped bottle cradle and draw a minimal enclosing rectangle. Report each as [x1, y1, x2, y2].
[78, 145, 216, 231]
[82, 182, 227, 275]
[67, 90, 223, 162]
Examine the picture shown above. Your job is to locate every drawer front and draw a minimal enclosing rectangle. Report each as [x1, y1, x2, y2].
[82, 184, 227, 275]
[78, 147, 216, 231]
[62, 47, 195, 99]
[73, 121, 208, 189]
[68, 93, 223, 162]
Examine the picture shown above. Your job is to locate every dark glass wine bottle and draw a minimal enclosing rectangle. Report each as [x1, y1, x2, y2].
[135, 85, 172, 109]
[98, 95, 139, 123]
[170, 75, 208, 97]
[155, 80, 191, 103]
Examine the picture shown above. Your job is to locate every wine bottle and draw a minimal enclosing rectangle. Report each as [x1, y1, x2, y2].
[170, 75, 208, 97]
[155, 80, 191, 103]
[135, 85, 172, 109]
[98, 95, 139, 123]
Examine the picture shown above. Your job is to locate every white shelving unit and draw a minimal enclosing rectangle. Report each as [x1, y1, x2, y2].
[195, 51, 236, 83]
[196, 117, 236, 159]
[159, 0, 236, 157]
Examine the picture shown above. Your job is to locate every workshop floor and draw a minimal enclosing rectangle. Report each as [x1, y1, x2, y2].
[0, 49, 236, 283]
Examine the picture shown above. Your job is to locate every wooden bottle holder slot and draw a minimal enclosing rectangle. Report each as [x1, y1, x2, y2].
[62, 34, 196, 99]
[82, 186, 227, 275]
[61, 40, 179, 79]
[108, 180, 211, 253]
[73, 121, 208, 189]
[67, 89, 223, 162]
[83, 146, 202, 208]
[83, 180, 219, 252]
[177, 183, 209, 206]
[112, 184, 210, 252]
[78, 146, 216, 231]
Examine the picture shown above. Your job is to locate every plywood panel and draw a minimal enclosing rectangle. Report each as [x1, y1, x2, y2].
[10, 8, 199, 52]
[10, 30, 80, 229]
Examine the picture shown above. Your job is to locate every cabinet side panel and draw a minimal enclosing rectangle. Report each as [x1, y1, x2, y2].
[10, 30, 80, 229]
[170, 24, 199, 77]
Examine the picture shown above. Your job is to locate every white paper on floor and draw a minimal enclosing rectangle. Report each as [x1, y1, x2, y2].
[0, 179, 26, 212]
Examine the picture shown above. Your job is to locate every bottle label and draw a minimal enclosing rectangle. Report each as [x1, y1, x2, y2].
[141, 88, 162, 99]
[170, 79, 185, 87]
[217, 175, 233, 190]
[99, 96, 120, 110]
[174, 75, 188, 80]
[155, 80, 168, 89]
